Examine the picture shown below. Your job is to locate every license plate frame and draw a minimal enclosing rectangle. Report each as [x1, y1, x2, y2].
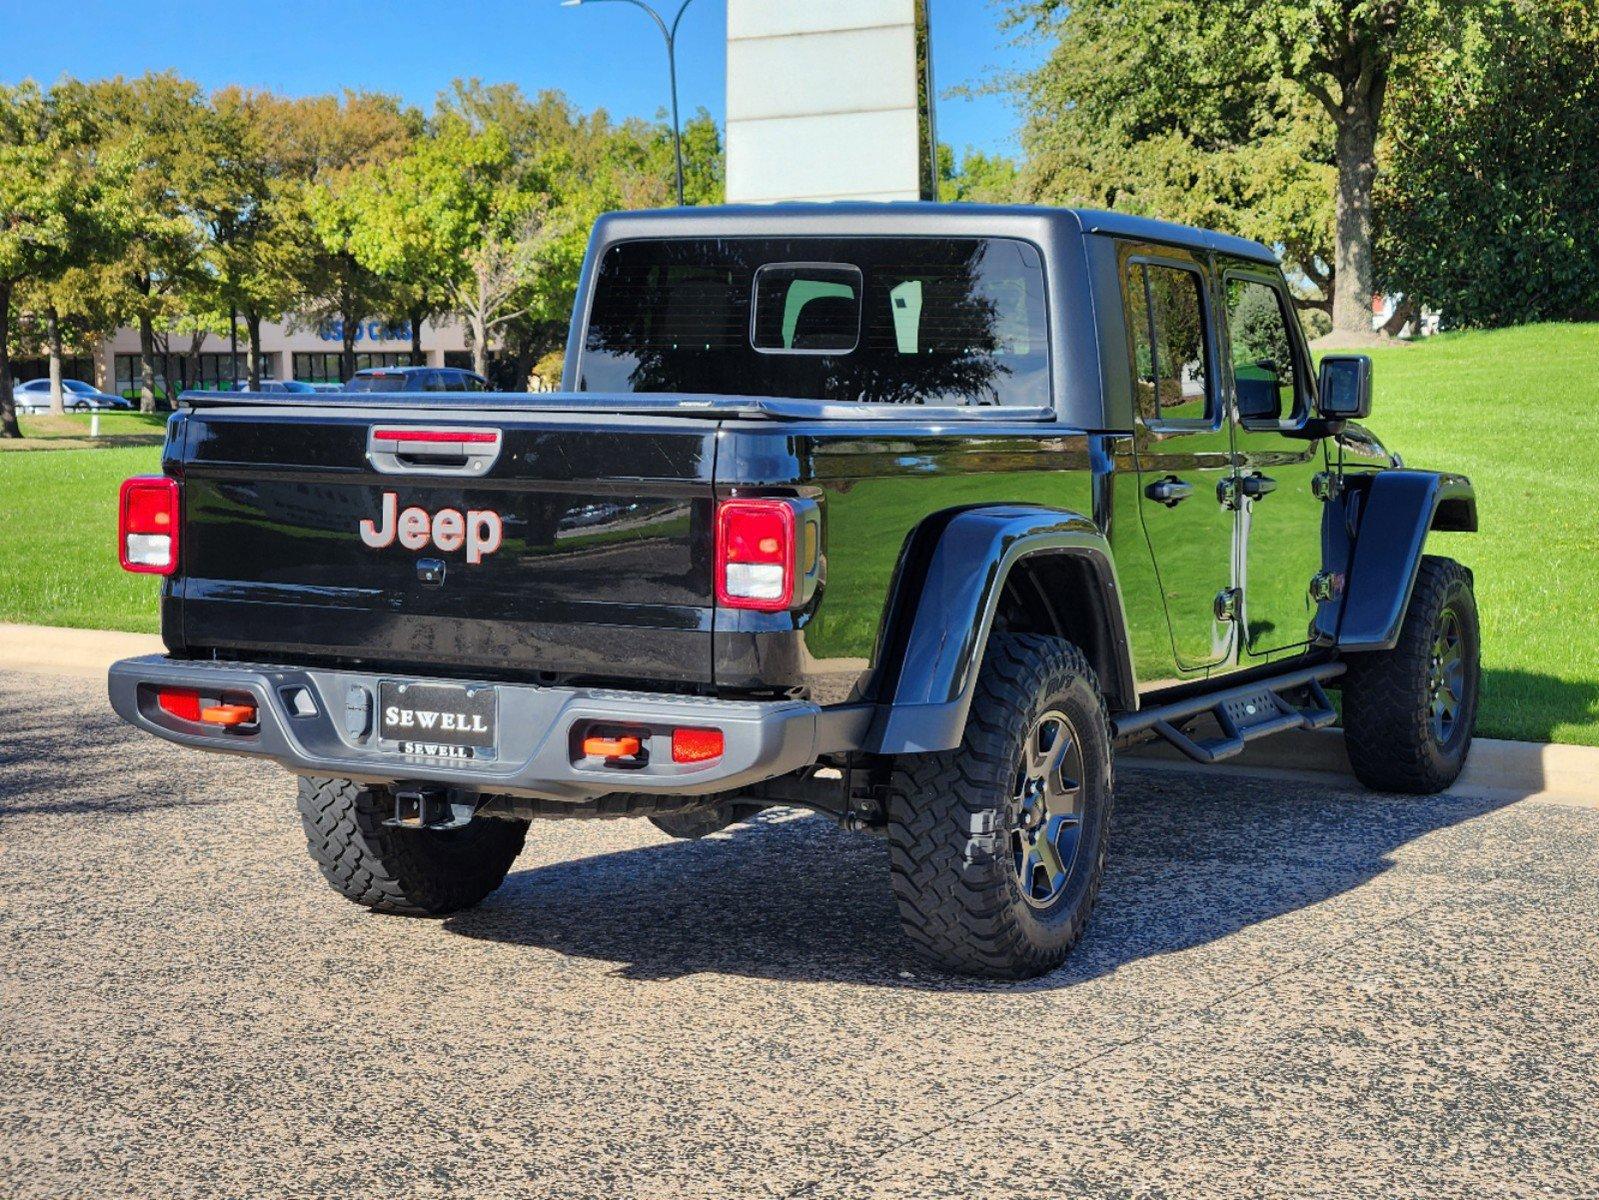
[378, 681, 497, 758]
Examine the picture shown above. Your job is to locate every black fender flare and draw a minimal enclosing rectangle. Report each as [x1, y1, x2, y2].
[864, 505, 1135, 755]
[1330, 470, 1477, 652]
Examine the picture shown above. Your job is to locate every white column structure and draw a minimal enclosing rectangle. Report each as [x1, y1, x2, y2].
[725, 0, 932, 204]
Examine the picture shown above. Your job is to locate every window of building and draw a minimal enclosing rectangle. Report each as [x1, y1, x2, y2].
[1224, 277, 1303, 425]
[114, 352, 272, 399]
[194, 353, 272, 390]
[115, 354, 178, 402]
[293, 351, 421, 384]
[1125, 261, 1212, 424]
[7, 357, 96, 386]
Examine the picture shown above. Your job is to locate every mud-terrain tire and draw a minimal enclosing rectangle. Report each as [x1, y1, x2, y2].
[1341, 555, 1480, 794]
[886, 633, 1114, 979]
[296, 776, 527, 915]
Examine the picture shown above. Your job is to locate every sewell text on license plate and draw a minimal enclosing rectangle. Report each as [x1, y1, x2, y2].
[379, 681, 497, 758]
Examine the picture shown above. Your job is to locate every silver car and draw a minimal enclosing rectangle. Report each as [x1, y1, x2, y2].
[13, 378, 133, 413]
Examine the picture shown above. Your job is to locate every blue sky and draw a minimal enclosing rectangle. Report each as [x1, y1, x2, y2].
[0, 0, 1041, 159]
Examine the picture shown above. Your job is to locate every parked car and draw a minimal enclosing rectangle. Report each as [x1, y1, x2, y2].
[342, 366, 490, 393]
[231, 379, 320, 394]
[108, 203, 1480, 980]
[13, 378, 133, 413]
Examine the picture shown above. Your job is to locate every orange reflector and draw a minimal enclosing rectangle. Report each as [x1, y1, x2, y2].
[200, 703, 256, 727]
[672, 727, 724, 764]
[157, 688, 202, 722]
[582, 735, 641, 759]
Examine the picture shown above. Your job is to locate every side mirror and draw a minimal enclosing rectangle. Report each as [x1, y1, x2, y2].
[1317, 354, 1372, 420]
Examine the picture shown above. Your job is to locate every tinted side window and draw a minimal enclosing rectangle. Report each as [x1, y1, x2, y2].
[1225, 278, 1302, 423]
[1125, 262, 1211, 423]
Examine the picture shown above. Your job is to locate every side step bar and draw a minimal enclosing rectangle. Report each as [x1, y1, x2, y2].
[1113, 663, 1345, 765]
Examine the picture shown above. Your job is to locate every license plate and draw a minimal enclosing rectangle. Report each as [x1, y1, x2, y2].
[379, 681, 496, 758]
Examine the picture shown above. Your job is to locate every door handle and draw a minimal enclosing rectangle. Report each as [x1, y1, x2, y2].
[1240, 474, 1278, 499]
[1144, 476, 1194, 507]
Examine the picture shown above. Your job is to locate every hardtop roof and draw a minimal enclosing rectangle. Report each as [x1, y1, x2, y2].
[589, 201, 1278, 266]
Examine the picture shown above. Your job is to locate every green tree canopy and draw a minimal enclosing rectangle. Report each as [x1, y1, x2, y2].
[1007, 0, 1455, 336]
[0, 79, 129, 434]
[343, 117, 554, 376]
[1376, 0, 1599, 328]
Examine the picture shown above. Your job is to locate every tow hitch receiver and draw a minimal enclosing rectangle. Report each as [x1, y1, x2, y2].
[387, 787, 475, 830]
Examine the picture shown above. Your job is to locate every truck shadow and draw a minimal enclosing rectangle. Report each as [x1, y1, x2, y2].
[443, 767, 1518, 991]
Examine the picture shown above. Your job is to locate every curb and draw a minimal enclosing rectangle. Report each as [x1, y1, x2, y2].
[2, 622, 1594, 809]
[1124, 728, 1599, 810]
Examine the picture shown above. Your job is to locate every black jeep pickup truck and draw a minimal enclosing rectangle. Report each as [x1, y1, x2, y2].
[109, 204, 1479, 978]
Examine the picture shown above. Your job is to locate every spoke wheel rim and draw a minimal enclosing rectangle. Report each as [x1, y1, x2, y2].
[1428, 607, 1467, 743]
[1011, 709, 1087, 909]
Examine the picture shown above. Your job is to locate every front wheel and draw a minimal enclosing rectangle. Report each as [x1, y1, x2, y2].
[886, 633, 1114, 979]
[1341, 555, 1480, 794]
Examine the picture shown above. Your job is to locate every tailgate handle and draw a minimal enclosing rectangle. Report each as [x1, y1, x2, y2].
[367, 426, 503, 476]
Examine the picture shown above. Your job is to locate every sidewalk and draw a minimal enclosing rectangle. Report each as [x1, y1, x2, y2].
[0, 621, 162, 680]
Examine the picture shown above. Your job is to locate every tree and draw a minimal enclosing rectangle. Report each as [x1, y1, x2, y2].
[1008, 0, 1452, 335]
[1376, 0, 1599, 327]
[937, 145, 1021, 204]
[1246, 1, 1448, 337]
[344, 119, 556, 377]
[93, 73, 230, 412]
[293, 92, 419, 381]
[0, 80, 126, 436]
[24, 264, 125, 408]
[204, 89, 307, 389]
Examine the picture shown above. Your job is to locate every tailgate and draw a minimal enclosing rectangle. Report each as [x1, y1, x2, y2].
[175, 404, 718, 684]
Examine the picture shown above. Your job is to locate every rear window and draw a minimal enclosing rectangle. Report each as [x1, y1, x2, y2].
[344, 373, 406, 393]
[579, 236, 1049, 406]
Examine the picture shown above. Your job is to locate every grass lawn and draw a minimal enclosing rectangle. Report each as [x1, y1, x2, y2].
[0, 444, 165, 634]
[0, 322, 1594, 743]
[4, 411, 169, 450]
[1357, 323, 1598, 745]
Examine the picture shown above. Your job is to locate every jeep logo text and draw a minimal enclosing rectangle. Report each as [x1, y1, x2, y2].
[359, 492, 503, 564]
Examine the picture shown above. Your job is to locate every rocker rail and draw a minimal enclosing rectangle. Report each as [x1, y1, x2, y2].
[1113, 662, 1347, 765]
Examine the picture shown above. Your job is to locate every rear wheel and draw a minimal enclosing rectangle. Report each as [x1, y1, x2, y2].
[886, 633, 1114, 979]
[1341, 555, 1480, 794]
[296, 776, 527, 915]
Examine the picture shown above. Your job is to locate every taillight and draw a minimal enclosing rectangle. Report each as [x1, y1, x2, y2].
[152, 686, 256, 728]
[119, 476, 180, 575]
[672, 727, 724, 764]
[156, 688, 202, 721]
[716, 498, 796, 611]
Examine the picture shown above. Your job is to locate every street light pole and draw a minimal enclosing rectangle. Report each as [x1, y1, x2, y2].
[562, 0, 696, 206]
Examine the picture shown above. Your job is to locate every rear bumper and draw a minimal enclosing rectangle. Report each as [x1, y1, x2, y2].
[107, 655, 869, 802]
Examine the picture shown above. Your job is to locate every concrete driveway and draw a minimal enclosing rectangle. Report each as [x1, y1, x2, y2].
[2, 668, 1596, 1199]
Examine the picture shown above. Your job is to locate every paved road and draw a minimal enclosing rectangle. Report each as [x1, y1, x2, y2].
[3, 670, 1597, 1199]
